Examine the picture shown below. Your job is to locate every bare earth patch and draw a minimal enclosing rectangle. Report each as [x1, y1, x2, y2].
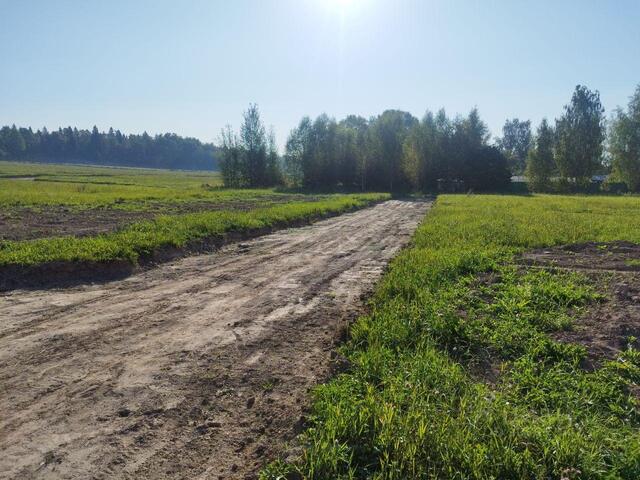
[521, 241, 640, 367]
[0, 199, 430, 480]
[0, 195, 322, 241]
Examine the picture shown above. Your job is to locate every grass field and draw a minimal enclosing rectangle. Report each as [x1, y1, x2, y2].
[264, 195, 640, 479]
[0, 161, 294, 209]
[0, 161, 389, 266]
[0, 194, 387, 266]
[4, 162, 639, 477]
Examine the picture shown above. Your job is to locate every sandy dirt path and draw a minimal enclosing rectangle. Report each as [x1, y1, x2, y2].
[0, 199, 431, 480]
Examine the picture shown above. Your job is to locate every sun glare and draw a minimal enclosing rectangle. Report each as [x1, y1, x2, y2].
[327, 0, 358, 13]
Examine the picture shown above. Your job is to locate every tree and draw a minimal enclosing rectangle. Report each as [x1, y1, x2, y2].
[555, 85, 605, 185]
[89, 125, 104, 161]
[5, 125, 26, 157]
[498, 118, 532, 174]
[218, 105, 281, 188]
[0, 126, 10, 158]
[266, 127, 282, 186]
[525, 119, 555, 192]
[464, 146, 511, 191]
[339, 115, 369, 190]
[402, 111, 439, 190]
[335, 124, 358, 188]
[284, 117, 312, 186]
[454, 108, 491, 184]
[609, 84, 640, 191]
[463, 107, 490, 147]
[219, 125, 243, 187]
[240, 104, 267, 187]
[368, 110, 417, 191]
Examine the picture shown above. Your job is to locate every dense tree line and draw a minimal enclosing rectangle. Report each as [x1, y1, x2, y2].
[5, 84, 638, 193]
[279, 82, 640, 194]
[0, 125, 218, 170]
[283, 107, 510, 192]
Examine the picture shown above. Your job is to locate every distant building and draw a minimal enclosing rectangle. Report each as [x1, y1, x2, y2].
[511, 175, 609, 183]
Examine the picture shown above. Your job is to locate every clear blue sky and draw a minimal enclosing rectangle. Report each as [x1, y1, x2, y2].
[1, 0, 639, 149]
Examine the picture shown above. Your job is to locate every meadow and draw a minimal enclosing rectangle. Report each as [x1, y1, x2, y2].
[264, 195, 640, 480]
[0, 161, 388, 266]
[0, 160, 283, 208]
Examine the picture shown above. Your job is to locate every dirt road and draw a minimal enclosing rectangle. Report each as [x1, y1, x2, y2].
[0, 199, 431, 480]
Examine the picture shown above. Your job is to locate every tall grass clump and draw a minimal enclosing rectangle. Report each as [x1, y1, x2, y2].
[263, 194, 640, 480]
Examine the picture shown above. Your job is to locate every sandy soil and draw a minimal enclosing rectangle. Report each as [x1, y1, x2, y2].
[0, 199, 431, 480]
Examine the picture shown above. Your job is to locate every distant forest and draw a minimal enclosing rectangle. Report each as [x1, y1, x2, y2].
[0, 126, 219, 171]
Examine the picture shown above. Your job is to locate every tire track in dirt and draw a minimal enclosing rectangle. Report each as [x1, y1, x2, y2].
[0, 199, 431, 479]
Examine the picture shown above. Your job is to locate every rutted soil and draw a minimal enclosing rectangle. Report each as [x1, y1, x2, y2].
[0, 199, 431, 480]
[0, 195, 322, 241]
[521, 241, 640, 367]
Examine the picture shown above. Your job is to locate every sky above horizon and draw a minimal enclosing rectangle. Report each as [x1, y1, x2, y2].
[1, 0, 639, 149]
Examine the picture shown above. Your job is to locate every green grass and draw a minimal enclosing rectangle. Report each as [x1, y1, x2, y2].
[263, 194, 640, 480]
[0, 161, 389, 266]
[0, 161, 296, 210]
[0, 193, 388, 266]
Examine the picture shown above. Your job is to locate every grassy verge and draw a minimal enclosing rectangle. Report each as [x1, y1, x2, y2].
[0, 161, 299, 210]
[0, 193, 388, 266]
[263, 194, 640, 479]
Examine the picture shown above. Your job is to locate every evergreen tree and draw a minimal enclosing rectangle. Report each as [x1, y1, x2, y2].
[0, 126, 10, 158]
[6, 125, 26, 157]
[89, 125, 103, 161]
